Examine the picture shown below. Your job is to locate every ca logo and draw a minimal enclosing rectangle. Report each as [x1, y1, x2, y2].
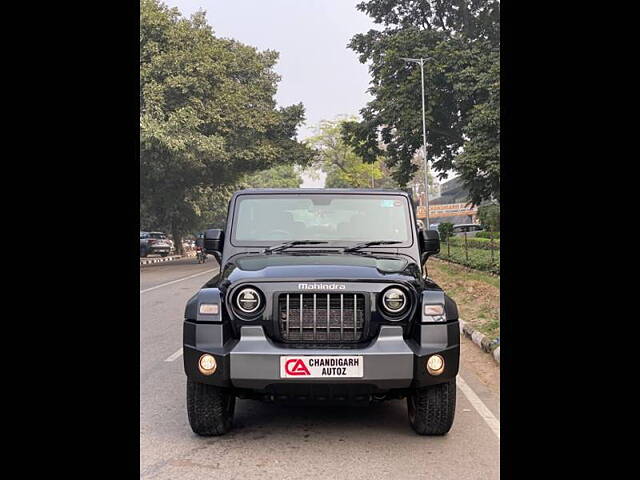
[284, 358, 310, 376]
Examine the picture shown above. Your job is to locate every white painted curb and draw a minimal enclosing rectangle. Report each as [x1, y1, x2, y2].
[459, 318, 500, 365]
[139, 252, 196, 266]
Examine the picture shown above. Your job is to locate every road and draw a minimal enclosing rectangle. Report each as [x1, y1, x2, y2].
[140, 258, 500, 479]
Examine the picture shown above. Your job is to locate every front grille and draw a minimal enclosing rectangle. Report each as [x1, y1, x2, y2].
[278, 293, 366, 343]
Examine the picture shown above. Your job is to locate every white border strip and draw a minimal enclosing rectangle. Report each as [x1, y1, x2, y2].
[140, 267, 218, 294]
[457, 374, 500, 439]
[165, 348, 183, 362]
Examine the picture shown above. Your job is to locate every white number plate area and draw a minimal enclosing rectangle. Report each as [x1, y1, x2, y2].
[280, 356, 364, 378]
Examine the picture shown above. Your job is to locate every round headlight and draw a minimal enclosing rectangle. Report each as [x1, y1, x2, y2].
[236, 288, 261, 314]
[382, 288, 407, 314]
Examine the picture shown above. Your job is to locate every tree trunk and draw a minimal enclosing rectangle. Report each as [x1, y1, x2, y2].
[172, 223, 184, 256]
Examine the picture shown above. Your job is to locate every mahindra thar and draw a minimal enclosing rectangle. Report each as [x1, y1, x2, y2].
[183, 189, 459, 436]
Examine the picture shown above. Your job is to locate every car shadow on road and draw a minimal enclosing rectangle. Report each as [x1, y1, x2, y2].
[206, 398, 423, 441]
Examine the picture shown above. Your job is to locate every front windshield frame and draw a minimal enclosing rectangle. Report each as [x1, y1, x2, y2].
[229, 193, 415, 249]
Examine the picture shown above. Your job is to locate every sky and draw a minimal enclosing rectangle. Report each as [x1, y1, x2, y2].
[160, 0, 452, 188]
[163, 0, 376, 140]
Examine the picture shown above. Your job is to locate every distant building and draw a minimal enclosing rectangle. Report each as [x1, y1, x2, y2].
[429, 176, 477, 225]
[431, 176, 468, 206]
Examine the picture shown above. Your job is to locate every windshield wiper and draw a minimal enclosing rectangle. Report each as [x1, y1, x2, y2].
[264, 240, 328, 254]
[343, 240, 402, 253]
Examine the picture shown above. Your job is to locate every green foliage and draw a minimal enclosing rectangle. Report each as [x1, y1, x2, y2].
[436, 244, 500, 275]
[476, 231, 500, 239]
[478, 203, 500, 232]
[140, 0, 313, 247]
[306, 117, 400, 189]
[343, 0, 500, 205]
[438, 222, 454, 242]
[241, 164, 303, 189]
[447, 236, 499, 250]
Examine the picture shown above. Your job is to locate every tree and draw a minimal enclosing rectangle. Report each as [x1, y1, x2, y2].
[342, 0, 500, 205]
[477, 203, 500, 232]
[241, 164, 303, 189]
[306, 117, 400, 189]
[140, 0, 313, 252]
[438, 222, 454, 242]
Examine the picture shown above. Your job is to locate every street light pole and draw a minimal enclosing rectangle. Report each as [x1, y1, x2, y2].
[402, 57, 431, 229]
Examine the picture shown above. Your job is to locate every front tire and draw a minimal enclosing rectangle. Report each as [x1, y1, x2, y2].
[187, 379, 235, 436]
[407, 379, 456, 435]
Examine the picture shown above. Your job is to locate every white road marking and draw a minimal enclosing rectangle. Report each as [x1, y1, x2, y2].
[457, 374, 500, 439]
[140, 268, 218, 294]
[165, 348, 183, 362]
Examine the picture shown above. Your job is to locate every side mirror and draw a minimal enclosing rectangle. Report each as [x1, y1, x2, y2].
[422, 229, 440, 256]
[204, 229, 224, 258]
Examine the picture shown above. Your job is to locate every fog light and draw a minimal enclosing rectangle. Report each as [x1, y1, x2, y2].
[198, 354, 217, 375]
[426, 354, 445, 375]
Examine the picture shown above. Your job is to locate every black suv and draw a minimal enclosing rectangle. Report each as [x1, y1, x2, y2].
[183, 189, 459, 436]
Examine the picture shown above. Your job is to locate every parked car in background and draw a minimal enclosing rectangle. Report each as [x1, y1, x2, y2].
[140, 231, 172, 257]
[452, 224, 485, 237]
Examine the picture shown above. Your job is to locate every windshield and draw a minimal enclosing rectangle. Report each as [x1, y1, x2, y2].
[232, 194, 413, 245]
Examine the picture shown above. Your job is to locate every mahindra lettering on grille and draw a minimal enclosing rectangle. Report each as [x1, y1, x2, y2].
[298, 283, 346, 290]
[278, 293, 366, 343]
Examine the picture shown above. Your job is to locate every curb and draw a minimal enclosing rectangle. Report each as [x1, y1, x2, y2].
[140, 252, 196, 266]
[459, 318, 500, 365]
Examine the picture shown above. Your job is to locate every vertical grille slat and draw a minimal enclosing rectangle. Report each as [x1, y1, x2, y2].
[286, 294, 290, 337]
[340, 295, 344, 338]
[354, 294, 357, 336]
[327, 294, 330, 336]
[278, 292, 366, 344]
[313, 293, 317, 341]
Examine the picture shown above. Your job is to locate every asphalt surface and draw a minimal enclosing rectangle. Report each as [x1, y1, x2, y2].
[140, 258, 500, 479]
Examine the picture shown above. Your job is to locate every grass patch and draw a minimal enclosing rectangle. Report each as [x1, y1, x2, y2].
[431, 260, 500, 289]
[427, 257, 500, 342]
[478, 317, 500, 339]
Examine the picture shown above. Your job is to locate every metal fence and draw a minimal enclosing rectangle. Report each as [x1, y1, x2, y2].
[436, 233, 500, 274]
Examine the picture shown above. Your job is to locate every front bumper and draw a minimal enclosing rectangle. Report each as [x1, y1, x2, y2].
[184, 322, 459, 391]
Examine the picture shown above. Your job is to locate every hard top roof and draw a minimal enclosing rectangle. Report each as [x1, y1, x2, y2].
[233, 188, 410, 197]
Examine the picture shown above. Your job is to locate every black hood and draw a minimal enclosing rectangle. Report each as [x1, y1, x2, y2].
[207, 252, 436, 291]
